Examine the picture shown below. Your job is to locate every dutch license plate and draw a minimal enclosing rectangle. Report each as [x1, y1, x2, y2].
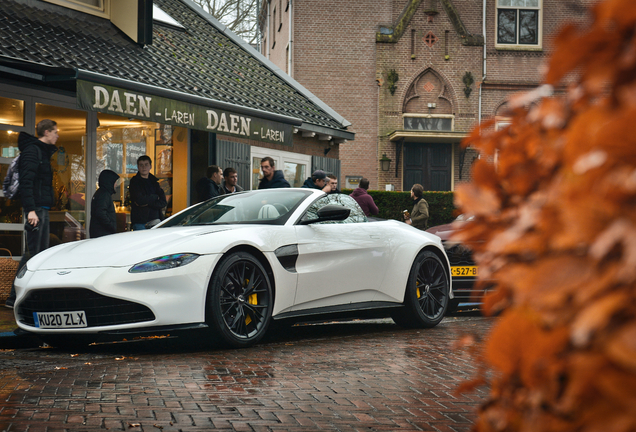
[34, 311, 87, 329]
[451, 266, 478, 277]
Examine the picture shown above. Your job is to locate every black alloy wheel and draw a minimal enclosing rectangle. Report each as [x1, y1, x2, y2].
[391, 250, 449, 328]
[207, 252, 273, 348]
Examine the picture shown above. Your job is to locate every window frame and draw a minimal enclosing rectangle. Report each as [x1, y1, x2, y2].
[495, 0, 543, 50]
[42, 0, 110, 18]
[250, 146, 311, 189]
[402, 114, 455, 132]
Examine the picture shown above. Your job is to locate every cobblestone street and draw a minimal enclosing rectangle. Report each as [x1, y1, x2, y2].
[0, 315, 493, 432]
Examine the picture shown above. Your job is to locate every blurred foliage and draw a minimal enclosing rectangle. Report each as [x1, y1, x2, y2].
[341, 189, 455, 227]
[454, 0, 636, 431]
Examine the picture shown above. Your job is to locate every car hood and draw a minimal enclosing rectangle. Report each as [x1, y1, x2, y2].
[426, 222, 457, 241]
[28, 225, 237, 270]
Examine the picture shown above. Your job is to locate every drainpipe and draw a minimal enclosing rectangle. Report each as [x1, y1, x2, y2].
[256, 0, 260, 52]
[478, 0, 487, 128]
[266, 1, 270, 59]
[288, 0, 293, 78]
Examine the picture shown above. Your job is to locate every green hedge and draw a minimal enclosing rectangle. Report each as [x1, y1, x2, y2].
[341, 189, 455, 228]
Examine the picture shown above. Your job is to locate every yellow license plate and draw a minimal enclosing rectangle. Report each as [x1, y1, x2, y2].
[451, 266, 478, 277]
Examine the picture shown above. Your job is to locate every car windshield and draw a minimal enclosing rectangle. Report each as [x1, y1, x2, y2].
[159, 190, 313, 227]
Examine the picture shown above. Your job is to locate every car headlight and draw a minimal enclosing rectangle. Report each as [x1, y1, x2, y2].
[129, 253, 200, 273]
[16, 264, 28, 279]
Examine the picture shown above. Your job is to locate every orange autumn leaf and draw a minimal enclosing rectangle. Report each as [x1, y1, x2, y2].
[456, 1, 636, 431]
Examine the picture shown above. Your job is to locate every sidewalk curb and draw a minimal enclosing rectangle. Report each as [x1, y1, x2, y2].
[0, 329, 42, 349]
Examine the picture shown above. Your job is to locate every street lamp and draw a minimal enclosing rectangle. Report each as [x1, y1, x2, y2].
[380, 154, 392, 172]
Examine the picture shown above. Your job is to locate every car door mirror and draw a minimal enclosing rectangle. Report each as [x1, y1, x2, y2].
[299, 205, 351, 225]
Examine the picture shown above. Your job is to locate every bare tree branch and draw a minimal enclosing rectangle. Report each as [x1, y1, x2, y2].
[191, 0, 259, 44]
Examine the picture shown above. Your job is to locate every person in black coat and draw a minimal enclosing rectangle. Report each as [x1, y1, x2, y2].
[195, 165, 225, 203]
[6, 119, 58, 309]
[129, 156, 167, 230]
[89, 169, 120, 238]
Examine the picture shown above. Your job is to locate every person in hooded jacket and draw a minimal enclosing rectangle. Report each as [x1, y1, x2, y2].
[350, 178, 379, 217]
[90, 169, 120, 238]
[5, 119, 59, 309]
[257, 157, 291, 189]
[301, 169, 332, 192]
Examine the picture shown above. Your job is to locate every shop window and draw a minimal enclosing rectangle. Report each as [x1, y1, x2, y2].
[0, 131, 23, 233]
[0, 96, 24, 127]
[36, 103, 87, 245]
[96, 114, 187, 231]
[496, 0, 541, 48]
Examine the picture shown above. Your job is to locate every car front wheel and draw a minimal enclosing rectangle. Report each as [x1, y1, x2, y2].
[392, 250, 449, 328]
[206, 252, 273, 348]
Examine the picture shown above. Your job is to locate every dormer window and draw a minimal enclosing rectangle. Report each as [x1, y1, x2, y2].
[153, 4, 184, 29]
[43, 0, 108, 18]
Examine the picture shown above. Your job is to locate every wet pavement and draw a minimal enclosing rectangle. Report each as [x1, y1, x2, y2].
[0, 313, 492, 432]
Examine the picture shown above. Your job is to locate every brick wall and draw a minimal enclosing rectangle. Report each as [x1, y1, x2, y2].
[265, 0, 595, 191]
[291, 0, 392, 190]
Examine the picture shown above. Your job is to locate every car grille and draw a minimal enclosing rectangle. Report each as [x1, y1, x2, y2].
[17, 288, 155, 328]
[444, 242, 475, 267]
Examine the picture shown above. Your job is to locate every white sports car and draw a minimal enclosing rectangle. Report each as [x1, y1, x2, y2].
[14, 189, 453, 348]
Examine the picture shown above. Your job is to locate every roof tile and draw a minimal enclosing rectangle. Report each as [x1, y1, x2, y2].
[1, 1, 347, 129]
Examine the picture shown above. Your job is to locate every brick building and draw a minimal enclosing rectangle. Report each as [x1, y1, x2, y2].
[259, 0, 594, 191]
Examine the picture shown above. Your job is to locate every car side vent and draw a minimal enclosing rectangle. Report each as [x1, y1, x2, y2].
[275, 244, 299, 273]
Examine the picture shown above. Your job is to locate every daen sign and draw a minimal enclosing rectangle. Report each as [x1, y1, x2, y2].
[76, 80, 293, 146]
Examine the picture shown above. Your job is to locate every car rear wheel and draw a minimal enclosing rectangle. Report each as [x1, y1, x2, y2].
[206, 252, 273, 348]
[391, 250, 449, 328]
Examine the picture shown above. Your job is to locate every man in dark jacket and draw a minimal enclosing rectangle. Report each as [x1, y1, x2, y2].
[6, 119, 59, 309]
[326, 174, 340, 194]
[302, 169, 331, 192]
[221, 167, 244, 194]
[258, 157, 290, 189]
[89, 169, 120, 238]
[350, 178, 379, 216]
[129, 156, 167, 230]
[195, 165, 225, 202]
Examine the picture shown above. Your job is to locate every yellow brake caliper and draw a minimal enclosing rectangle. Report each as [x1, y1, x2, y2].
[244, 278, 257, 325]
[416, 281, 421, 298]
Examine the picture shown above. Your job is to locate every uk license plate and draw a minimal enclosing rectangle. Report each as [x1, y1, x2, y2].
[34, 311, 87, 328]
[451, 266, 478, 277]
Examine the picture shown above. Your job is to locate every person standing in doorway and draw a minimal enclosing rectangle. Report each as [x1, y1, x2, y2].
[6, 119, 59, 309]
[258, 157, 290, 189]
[222, 167, 244, 194]
[195, 165, 225, 202]
[404, 183, 429, 230]
[129, 156, 167, 231]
